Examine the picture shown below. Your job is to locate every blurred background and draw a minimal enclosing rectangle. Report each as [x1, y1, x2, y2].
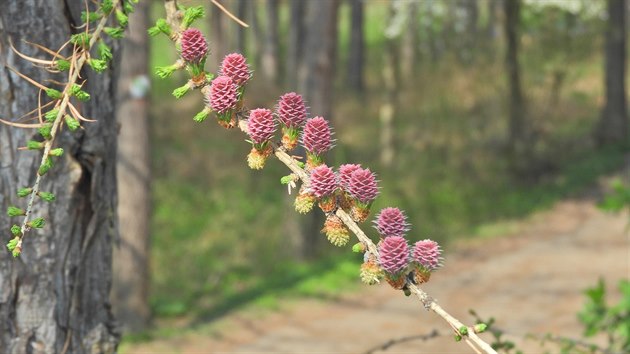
[113, 0, 629, 351]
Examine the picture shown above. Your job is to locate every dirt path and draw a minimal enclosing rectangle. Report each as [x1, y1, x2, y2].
[124, 200, 629, 353]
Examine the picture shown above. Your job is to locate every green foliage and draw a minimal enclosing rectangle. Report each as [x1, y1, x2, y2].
[37, 123, 52, 140]
[38, 157, 53, 176]
[578, 279, 630, 353]
[81, 11, 101, 23]
[27, 140, 44, 150]
[45, 88, 63, 100]
[87, 58, 108, 73]
[37, 191, 56, 202]
[172, 83, 190, 98]
[44, 108, 59, 123]
[599, 180, 630, 213]
[100, 0, 114, 13]
[55, 59, 70, 72]
[17, 187, 32, 198]
[115, 9, 129, 27]
[181, 6, 205, 29]
[27, 217, 46, 229]
[6, 237, 20, 257]
[70, 33, 90, 48]
[64, 115, 80, 131]
[49, 148, 64, 157]
[98, 41, 113, 61]
[10, 225, 21, 236]
[104, 26, 125, 39]
[148, 18, 171, 37]
[70, 84, 91, 101]
[7, 206, 26, 217]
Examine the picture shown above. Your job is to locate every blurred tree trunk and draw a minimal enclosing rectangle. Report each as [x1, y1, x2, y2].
[236, 0, 248, 54]
[401, 0, 419, 81]
[112, 1, 151, 333]
[295, 0, 340, 260]
[504, 0, 527, 151]
[463, 0, 478, 64]
[486, 0, 501, 40]
[249, 1, 264, 70]
[347, 0, 364, 92]
[596, 0, 628, 146]
[261, 0, 280, 85]
[210, 4, 225, 69]
[381, 5, 399, 168]
[286, 0, 305, 88]
[424, 0, 440, 63]
[0, 2, 119, 352]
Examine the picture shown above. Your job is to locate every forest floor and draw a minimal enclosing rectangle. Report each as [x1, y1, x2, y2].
[123, 196, 629, 353]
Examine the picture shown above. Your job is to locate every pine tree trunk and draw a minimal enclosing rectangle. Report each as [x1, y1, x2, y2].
[0, 2, 120, 352]
[295, 0, 340, 259]
[504, 0, 527, 151]
[286, 0, 305, 89]
[596, 0, 628, 146]
[347, 0, 364, 92]
[262, 0, 280, 85]
[112, 1, 151, 333]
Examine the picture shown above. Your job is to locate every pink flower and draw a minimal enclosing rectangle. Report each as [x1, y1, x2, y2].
[378, 236, 410, 274]
[180, 28, 208, 64]
[310, 165, 338, 198]
[412, 239, 442, 271]
[374, 207, 410, 238]
[347, 168, 379, 204]
[302, 117, 332, 155]
[208, 76, 238, 113]
[220, 53, 250, 86]
[248, 108, 276, 145]
[277, 92, 307, 129]
[338, 164, 362, 189]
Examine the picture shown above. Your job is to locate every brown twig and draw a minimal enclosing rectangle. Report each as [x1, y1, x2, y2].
[210, 0, 249, 28]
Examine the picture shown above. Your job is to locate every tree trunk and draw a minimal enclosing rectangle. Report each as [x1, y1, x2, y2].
[504, 0, 527, 151]
[596, 0, 628, 146]
[295, 0, 340, 260]
[236, 0, 248, 54]
[0, 2, 119, 353]
[347, 0, 364, 92]
[261, 0, 280, 85]
[112, 1, 151, 333]
[286, 0, 305, 89]
[463, 0, 479, 64]
[401, 0, 419, 81]
[381, 5, 399, 168]
[249, 0, 264, 70]
[210, 4, 225, 69]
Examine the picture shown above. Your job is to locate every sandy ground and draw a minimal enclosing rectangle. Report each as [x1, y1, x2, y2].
[123, 199, 630, 354]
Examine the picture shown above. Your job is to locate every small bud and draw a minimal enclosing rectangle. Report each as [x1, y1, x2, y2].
[172, 83, 192, 98]
[148, 18, 172, 37]
[38, 157, 54, 176]
[104, 27, 125, 39]
[65, 115, 80, 131]
[360, 257, 384, 285]
[454, 334, 462, 342]
[352, 243, 366, 253]
[7, 206, 26, 217]
[27, 217, 46, 229]
[38, 123, 52, 140]
[6, 237, 20, 257]
[101, 0, 114, 13]
[55, 59, 71, 72]
[46, 88, 63, 100]
[115, 9, 129, 27]
[44, 108, 59, 123]
[294, 191, 316, 214]
[459, 326, 469, 336]
[193, 107, 211, 123]
[247, 145, 273, 170]
[27, 141, 44, 150]
[49, 148, 64, 157]
[321, 215, 350, 247]
[11, 225, 21, 236]
[473, 323, 488, 333]
[17, 187, 33, 198]
[70, 33, 90, 47]
[182, 6, 205, 29]
[70, 84, 91, 101]
[81, 11, 101, 23]
[37, 191, 56, 202]
[98, 42, 113, 61]
[88, 58, 108, 73]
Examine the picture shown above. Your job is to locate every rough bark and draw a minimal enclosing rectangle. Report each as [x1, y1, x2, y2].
[596, 0, 628, 146]
[504, 0, 527, 151]
[286, 0, 305, 89]
[347, 0, 364, 92]
[0, 1, 119, 353]
[295, 0, 340, 259]
[112, 1, 151, 333]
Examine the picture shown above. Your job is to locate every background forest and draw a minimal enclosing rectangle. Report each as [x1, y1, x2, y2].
[108, 0, 629, 350]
